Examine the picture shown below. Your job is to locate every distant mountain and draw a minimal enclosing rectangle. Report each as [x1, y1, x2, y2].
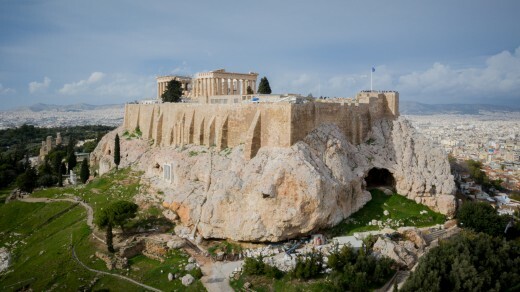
[11, 103, 124, 112]
[400, 101, 520, 115]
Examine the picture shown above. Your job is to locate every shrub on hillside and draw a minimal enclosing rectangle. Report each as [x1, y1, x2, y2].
[328, 244, 395, 291]
[457, 201, 510, 236]
[243, 256, 284, 279]
[401, 231, 520, 291]
[290, 249, 325, 280]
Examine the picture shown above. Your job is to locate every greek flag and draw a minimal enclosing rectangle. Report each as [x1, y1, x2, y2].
[372, 67, 375, 72]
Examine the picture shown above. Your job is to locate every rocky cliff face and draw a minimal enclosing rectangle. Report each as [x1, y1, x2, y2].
[91, 117, 456, 242]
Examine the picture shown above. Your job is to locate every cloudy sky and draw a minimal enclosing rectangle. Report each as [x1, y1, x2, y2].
[0, 0, 519, 109]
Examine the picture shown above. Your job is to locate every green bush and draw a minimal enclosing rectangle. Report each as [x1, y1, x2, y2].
[457, 201, 510, 236]
[243, 256, 267, 276]
[243, 256, 284, 279]
[290, 249, 324, 280]
[189, 267, 203, 279]
[328, 244, 395, 291]
[402, 231, 520, 292]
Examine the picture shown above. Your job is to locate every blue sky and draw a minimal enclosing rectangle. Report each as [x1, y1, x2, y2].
[0, 0, 519, 109]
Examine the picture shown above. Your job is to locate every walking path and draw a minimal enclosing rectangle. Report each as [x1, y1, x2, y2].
[18, 196, 106, 243]
[18, 196, 162, 292]
[71, 244, 162, 292]
[200, 260, 243, 292]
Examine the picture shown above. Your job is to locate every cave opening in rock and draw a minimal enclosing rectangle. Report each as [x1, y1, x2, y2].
[365, 168, 396, 189]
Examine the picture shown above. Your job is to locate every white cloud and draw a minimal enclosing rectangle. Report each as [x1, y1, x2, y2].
[397, 47, 520, 102]
[57, 71, 155, 104]
[59, 72, 106, 95]
[29, 77, 51, 93]
[0, 84, 16, 95]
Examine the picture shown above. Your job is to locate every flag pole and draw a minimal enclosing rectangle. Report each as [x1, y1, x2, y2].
[370, 68, 373, 91]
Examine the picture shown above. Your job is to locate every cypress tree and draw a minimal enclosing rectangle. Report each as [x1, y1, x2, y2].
[67, 151, 77, 172]
[161, 79, 183, 103]
[114, 134, 120, 170]
[80, 158, 90, 184]
[257, 77, 272, 94]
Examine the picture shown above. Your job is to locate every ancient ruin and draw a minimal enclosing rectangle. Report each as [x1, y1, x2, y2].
[91, 69, 456, 242]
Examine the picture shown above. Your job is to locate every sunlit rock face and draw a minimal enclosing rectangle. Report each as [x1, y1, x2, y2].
[92, 117, 455, 242]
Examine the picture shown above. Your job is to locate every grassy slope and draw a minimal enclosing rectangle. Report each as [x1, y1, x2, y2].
[0, 188, 12, 205]
[329, 189, 446, 236]
[1, 168, 205, 291]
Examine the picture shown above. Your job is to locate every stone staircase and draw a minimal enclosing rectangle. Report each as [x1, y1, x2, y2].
[423, 229, 446, 244]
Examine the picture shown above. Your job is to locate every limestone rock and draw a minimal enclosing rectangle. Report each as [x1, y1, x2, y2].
[0, 247, 10, 273]
[162, 209, 178, 221]
[398, 227, 427, 250]
[373, 237, 417, 269]
[92, 117, 456, 242]
[185, 263, 196, 271]
[166, 236, 185, 249]
[181, 274, 195, 286]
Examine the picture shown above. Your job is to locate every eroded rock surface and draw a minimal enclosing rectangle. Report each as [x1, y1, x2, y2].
[0, 247, 10, 273]
[91, 117, 456, 242]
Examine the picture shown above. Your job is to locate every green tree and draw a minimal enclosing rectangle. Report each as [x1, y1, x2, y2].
[16, 166, 37, 193]
[67, 151, 77, 172]
[82, 140, 98, 153]
[80, 158, 90, 184]
[58, 163, 63, 187]
[257, 77, 272, 94]
[457, 201, 509, 236]
[402, 231, 520, 292]
[246, 85, 254, 94]
[114, 134, 120, 170]
[161, 79, 183, 103]
[95, 200, 139, 253]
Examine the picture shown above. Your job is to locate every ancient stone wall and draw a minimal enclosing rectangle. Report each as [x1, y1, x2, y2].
[123, 92, 399, 159]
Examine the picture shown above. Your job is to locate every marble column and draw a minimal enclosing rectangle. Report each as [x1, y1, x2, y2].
[223, 79, 228, 95]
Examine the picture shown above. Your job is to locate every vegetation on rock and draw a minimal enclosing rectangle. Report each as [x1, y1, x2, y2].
[114, 133, 120, 169]
[330, 189, 445, 236]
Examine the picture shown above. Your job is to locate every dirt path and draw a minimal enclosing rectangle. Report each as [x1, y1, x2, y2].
[18, 195, 239, 292]
[199, 260, 243, 292]
[18, 196, 106, 243]
[17, 196, 163, 291]
[71, 245, 162, 292]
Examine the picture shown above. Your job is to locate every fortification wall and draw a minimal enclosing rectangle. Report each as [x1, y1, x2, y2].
[123, 92, 398, 159]
[124, 103, 292, 158]
[290, 95, 396, 145]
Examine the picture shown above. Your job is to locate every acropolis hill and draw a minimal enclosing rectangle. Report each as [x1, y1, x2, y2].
[91, 69, 456, 242]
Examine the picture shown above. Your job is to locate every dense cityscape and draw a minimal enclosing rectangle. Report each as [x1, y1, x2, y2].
[0, 105, 124, 129]
[407, 113, 520, 191]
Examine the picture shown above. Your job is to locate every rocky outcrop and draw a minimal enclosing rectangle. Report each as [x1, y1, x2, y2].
[91, 117, 456, 242]
[372, 237, 418, 269]
[0, 247, 10, 273]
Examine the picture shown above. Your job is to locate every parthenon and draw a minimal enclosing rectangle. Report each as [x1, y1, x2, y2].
[156, 69, 258, 103]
